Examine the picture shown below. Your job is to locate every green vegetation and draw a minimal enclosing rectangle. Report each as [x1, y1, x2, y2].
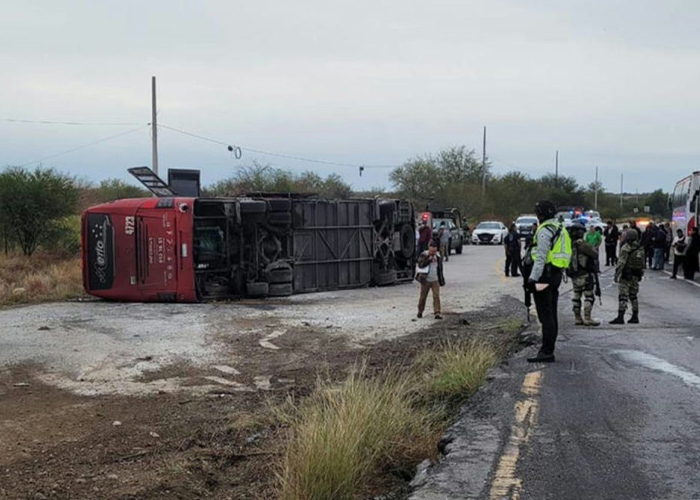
[276, 339, 502, 500]
[390, 146, 671, 223]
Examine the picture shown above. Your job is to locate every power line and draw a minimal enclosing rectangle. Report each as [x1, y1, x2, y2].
[18, 125, 150, 168]
[158, 124, 397, 170]
[1, 117, 145, 126]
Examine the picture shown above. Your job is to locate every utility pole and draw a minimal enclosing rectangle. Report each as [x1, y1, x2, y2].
[481, 126, 487, 196]
[555, 150, 559, 185]
[151, 76, 159, 176]
[594, 166, 599, 210]
[620, 173, 624, 209]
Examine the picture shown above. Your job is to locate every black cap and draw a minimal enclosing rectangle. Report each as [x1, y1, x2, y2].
[534, 200, 557, 221]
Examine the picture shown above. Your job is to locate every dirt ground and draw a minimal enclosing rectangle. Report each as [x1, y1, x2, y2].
[0, 296, 526, 500]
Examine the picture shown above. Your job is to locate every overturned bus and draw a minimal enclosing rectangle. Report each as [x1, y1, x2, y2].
[82, 168, 417, 302]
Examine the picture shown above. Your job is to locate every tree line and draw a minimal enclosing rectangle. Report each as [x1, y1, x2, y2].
[0, 150, 669, 256]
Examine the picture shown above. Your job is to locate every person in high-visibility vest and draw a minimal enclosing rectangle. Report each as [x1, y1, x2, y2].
[525, 200, 572, 363]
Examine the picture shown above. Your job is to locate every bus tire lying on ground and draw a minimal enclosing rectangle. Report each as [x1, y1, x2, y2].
[240, 200, 267, 214]
[267, 199, 291, 212]
[456, 240, 463, 254]
[268, 282, 293, 296]
[268, 268, 293, 283]
[268, 211, 292, 225]
[246, 282, 269, 297]
[399, 224, 415, 259]
[375, 270, 397, 286]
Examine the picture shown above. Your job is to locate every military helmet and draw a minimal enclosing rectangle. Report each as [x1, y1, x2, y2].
[534, 200, 557, 221]
[625, 228, 639, 242]
[568, 220, 586, 238]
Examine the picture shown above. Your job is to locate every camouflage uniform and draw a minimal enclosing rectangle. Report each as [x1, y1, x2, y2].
[611, 231, 644, 324]
[570, 238, 599, 325]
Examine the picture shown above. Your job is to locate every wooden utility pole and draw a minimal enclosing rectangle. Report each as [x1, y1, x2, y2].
[481, 126, 487, 196]
[151, 76, 159, 175]
[594, 166, 599, 210]
[620, 173, 624, 209]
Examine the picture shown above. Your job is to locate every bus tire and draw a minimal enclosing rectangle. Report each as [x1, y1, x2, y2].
[399, 224, 415, 259]
[268, 283, 293, 296]
[375, 270, 397, 286]
[246, 282, 269, 297]
[268, 268, 293, 283]
[456, 240, 463, 254]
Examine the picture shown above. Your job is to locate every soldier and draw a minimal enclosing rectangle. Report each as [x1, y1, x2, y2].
[610, 229, 645, 324]
[567, 221, 600, 326]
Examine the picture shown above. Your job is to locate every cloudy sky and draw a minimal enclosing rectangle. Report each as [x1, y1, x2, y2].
[2, 0, 700, 193]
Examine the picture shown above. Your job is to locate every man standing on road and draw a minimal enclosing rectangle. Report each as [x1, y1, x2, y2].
[524, 200, 572, 363]
[438, 222, 450, 262]
[504, 223, 521, 277]
[416, 241, 445, 320]
[604, 220, 620, 266]
[585, 224, 602, 250]
[610, 229, 645, 324]
[568, 221, 600, 326]
[417, 220, 432, 256]
[670, 228, 687, 279]
[652, 223, 667, 270]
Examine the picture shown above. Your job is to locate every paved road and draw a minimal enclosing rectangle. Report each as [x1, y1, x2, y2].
[412, 255, 700, 500]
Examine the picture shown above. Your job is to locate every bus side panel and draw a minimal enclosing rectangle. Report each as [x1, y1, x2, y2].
[291, 199, 374, 293]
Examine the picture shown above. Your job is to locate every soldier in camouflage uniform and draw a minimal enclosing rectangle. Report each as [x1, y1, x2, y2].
[567, 221, 600, 326]
[610, 228, 645, 324]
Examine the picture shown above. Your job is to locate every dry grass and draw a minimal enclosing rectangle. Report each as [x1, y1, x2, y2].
[275, 365, 443, 500]
[0, 252, 84, 306]
[417, 339, 500, 403]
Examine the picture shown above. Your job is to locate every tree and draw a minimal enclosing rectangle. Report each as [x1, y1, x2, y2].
[0, 167, 79, 256]
[389, 156, 441, 206]
[437, 146, 488, 185]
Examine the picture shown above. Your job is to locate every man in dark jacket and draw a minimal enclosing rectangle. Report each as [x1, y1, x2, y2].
[504, 223, 521, 277]
[417, 220, 432, 255]
[416, 241, 445, 320]
[642, 222, 656, 269]
[652, 224, 667, 270]
[603, 221, 620, 266]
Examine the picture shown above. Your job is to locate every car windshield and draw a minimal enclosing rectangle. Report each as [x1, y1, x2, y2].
[516, 217, 537, 225]
[477, 222, 501, 230]
[556, 212, 572, 221]
[432, 219, 450, 229]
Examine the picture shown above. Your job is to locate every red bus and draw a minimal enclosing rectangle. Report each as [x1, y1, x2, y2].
[670, 171, 700, 236]
[82, 195, 417, 303]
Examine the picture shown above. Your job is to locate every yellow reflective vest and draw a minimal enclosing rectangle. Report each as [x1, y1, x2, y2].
[531, 221, 572, 269]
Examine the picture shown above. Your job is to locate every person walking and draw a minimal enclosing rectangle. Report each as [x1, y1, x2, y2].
[438, 222, 450, 262]
[417, 220, 432, 255]
[523, 200, 572, 363]
[652, 224, 667, 270]
[416, 241, 445, 320]
[642, 222, 656, 269]
[610, 229, 645, 324]
[604, 221, 620, 266]
[504, 223, 521, 277]
[683, 227, 700, 280]
[670, 229, 687, 279]
[568, 221, 600, 326]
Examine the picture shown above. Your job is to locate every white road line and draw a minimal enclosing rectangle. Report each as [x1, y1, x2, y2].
[615, 350, 700, 389]
[662, 270, 700, 288]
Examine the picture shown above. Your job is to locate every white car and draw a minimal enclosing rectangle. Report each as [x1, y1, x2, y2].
[471, 221, 508, 245]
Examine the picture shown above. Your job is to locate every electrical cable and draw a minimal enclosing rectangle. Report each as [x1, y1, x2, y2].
[158, 124, 397, 170]
[1, 118, 145, 126]
[18, 125, 150, 168]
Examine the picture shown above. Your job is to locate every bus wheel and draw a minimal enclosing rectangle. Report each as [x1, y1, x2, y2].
[268, 283, 293, 296]
[246, 282, 269, 297]
[375, 270, 397, 286]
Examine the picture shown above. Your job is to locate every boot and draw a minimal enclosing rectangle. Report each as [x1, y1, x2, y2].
[583, 309, 600, 326]
[628, 311, 639, 324]
[574, 311, 584, 326]
[610, 311, 625, 324]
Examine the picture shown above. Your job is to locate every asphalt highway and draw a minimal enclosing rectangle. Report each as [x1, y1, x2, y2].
[411, 249, 700, 500]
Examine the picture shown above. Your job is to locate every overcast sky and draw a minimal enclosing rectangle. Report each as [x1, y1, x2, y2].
[2, 0, 700, 193]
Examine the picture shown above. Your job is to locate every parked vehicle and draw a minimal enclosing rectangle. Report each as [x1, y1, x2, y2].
[515, 215, 538, 237]
[82, 167, 417, 302]
[471, 221, 508, 245]
[422, 207, 467, 254]
[669, 171, 700, 236]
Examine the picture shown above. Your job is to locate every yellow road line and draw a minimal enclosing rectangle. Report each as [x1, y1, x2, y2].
[494, 256, 508, 284]
[489, 370, 544, 500]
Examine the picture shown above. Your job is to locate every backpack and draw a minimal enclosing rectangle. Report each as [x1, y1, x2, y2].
[627, 246, 645, 273]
